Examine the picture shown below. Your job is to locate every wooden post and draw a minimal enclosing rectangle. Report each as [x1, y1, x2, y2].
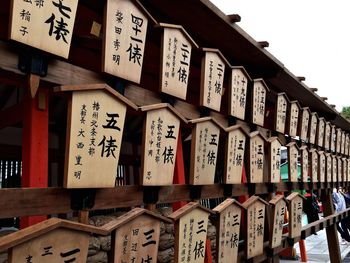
[322, 189, 341, 263]
[21, 87, 48, 228]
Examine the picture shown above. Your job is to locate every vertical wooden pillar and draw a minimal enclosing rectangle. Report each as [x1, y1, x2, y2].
[21, 87, 49, 228]
[322, 189, 341, 263]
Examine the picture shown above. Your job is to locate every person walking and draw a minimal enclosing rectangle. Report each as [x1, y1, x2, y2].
[333, 187, 350, 245]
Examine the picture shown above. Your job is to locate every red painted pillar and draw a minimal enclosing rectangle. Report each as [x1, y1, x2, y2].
[21, 88, 49, 228]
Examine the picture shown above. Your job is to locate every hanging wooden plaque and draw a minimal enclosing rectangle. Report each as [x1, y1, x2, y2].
[286, 142, 299, 182]
[332, 155, 337, 183]
[274, 93, 288, 134]
[342, 158, 347, 183]
[213, 199, 244, 263]
[224, 125, 247, 184]
[337, 157, 343, 182]
[324, 122, 331, 151]
[286, 193, 304, 238]
[300, 146, 309, 182]
[189, 118, 221, 185]
[268, 137, 282, 183]
[317, 117, 325, 147]
[331, 125, 336, 152]
[141, 104, 185, 185]
[336, 128, 342, 154]
[299, 107, 310, 141]
[326, 153, 332, 182]
[251, 79, 269, 126]
[103, 0, 155, 83]
[200, 49, 228, 111]
[248, 132, 266, 183]
[310, 149, 318, 183]
[348, 158, 350, 182]
[160, 24, 198, 100]
[9, 0, 79, 58]
[346, 134, 350, 157]
[269, 195, 286, 249]
[318, 151, 326, 182]
[287, 101, 300, 137]
[229, 67, 250, 120]
[308, 112, 318, 145]
[341, 131, 346, 155]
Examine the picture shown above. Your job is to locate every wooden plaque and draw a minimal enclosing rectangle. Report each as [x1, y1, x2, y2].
[332, 155, 337, 183]
[9, 0, 78, 58]
[317, 117, 325, 147]
[190, 118, 221, 185]
[336, 128, 342, 154]
[310, 149, 318, 182]
[287, 101, 300, 137]
[326, 153, 332, 182]
[299, 107, 310, 141]
[324, 122, 331, 151]
[337, 157, 343, 182]
[200, 50, 226, 111]
[287, 142, 299, 182]
[300, 146, 309, 182]
[269, 196, 286, 248]
[331, 125, 336, 152]
[348, 159, 350, 182]
[287, 193, 304, 238]
[229, 67, 250, 120]
[65, 89, 127, 188]
[275, 93, 288, 134]
[213, 199, 243, 263]
[346, 134, 350, 157]
[141, 106, 181, 185]
[342, 158, 347, 183]
[268, 137, 282, 183]
[103, 0, 150, 83]
[341, 131, 346, 155]
[248, 132, 265, 183]
[114, 214, 161, 263]
[9, 228, 89, 263]
[160, 25, 196, 100]
[318, 151, 326, 182]
[224, 126, 247, 184]
[308, 112, 318, 145]
[251, 79, 269, 126]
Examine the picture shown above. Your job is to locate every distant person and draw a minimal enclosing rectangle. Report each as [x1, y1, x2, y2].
[333, 187, 350, 244]
[304, 192, 319, 224]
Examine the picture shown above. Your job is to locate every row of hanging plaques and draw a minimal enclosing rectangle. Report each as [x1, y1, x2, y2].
[1, 194, 304, 263]
[10, 0, 348, 154]
[55, 84, 350, 188]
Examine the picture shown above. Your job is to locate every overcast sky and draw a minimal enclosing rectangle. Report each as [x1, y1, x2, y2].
[210, 0, 350, 112]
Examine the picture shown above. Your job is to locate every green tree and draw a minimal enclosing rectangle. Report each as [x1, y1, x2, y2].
[341, 106, 350, 120]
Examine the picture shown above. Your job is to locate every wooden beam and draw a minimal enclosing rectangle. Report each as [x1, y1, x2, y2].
[0, 103, 23, 130]
[227, 14, 241, 23]
[297, 76, 306, 82]
[258, 41, 269, 48]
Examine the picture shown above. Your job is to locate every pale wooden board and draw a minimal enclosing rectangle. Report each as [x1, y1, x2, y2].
[224, 129, 246, 184]
[288, 144, 299, 182]
[190, 121, 220, 185]
[288, 196, 303, 238]
[269, 139, 282, 183]
[229, 68, 249, 120]
[102, 0, 148, 83]
[319, 152, 326, 182]
[288, 102, 299, 137]
[275, 95, 287, 134]
[141, 108, 180, 185]
[331, 126, 336, 152]
[64, 90, 126, 188]
[246, 201, 265, 259]
[341, 131, 346, 155]
[332, 155, 337, 183]
[299, 109, 310, 141]
[215, 203, 242, 263]
[311, 150, 318, 183]
[300, 148, 309, 182]
[9, 228, 89, 263]
[9, 0, 78, 58]
[270, 200, 286, 248]
[113, 214, 160, 263]
[346, 134, 350, 157]
[252, 80, 267, 126]
[342, 158, 347, 183]
[160, 27, 192, 100]
[338, 157, 343, 183]
[348, 159, 350, 182]
[317, 118, 325, 147]
[324, 122, 331, 151]
[308, 114, 317, 145]
[200, 51, 225, 111]
[175, 209, 209, 263]
[326, 153, 332, 182]
[336, 128, 342, 154]
[248, 136, 265, 183]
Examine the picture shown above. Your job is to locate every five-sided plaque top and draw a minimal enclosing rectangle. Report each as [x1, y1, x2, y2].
[9, 0, 79, 58]
[286, 141, 299, 182]
[2, 218, 103, 263]
[274, 92, 289, 134]
[189, 117, 225, 185]
[300, 145, 309, 182]
[102, 0, 157, 84]
[242, 195, 269, 259]
[212, 198, 245, 263]
[299, 107, 311, 142]
[287, 100, 301, 137]
[286, 192, 305, 238]
[55, 84, 138, 188]
[140, 103, 187, 186]
[267, 137, 283, 183]
[308, 112, 319, 145]
[159, 23, 199, 100]
[224, 124, 249, 184]
[168, 202, 213, 263]
[199, 48, 230, 112]
[269, 195, 287, 249]
[251, 79, 270, 127]
[247, 131, 267, 183]
[229, 66, 251, 120]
